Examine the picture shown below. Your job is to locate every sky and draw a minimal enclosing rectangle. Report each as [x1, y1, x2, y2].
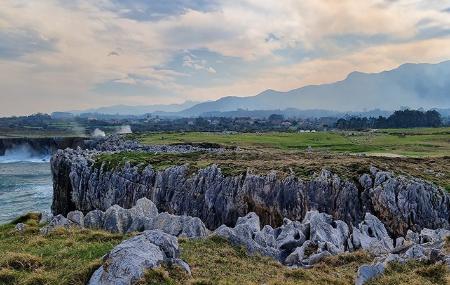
[1, 0, 450, 115]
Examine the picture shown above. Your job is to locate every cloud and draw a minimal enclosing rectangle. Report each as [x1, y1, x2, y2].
[0, 28, 56, 59]
[0, 0, 450, 115]
[182, 54, 216, 73]
[102, 0, 220, 21]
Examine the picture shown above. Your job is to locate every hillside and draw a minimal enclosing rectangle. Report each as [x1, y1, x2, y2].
[180, 61, 450, 116]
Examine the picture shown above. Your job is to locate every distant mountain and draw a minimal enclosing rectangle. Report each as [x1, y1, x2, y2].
[200, 108, 392, 119]
[179, 61, 450, 116]
[71, 101, 200, 115]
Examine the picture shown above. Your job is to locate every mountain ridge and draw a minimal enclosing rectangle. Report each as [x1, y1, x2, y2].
[179, 60, 450, 116]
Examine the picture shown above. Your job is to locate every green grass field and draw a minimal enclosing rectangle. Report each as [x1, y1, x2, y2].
[1, 214, 448, 285]
[135, 127, 450, 158]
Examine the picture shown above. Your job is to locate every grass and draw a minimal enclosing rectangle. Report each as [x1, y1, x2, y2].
[93, 149, 450, 191]
[0, 214, 126, 285]
[2, 214, 449, 285]
[366, 261, 449, 285]
[139, 236, 450, 285]
[138, 236, 373, 285]
[134, 127, 450, 157]
[93, 151, 206, 172]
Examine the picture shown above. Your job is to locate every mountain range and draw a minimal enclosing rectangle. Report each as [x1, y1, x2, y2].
[70, 101, 199, 115]
[72, 60, 450, 117]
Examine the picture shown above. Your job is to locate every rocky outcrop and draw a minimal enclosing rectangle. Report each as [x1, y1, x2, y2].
[42, 198, 208, 238]
[355, 226, 450, 284]
[40, 214, 78, 235]
[38, 199, 449, 285]
[213, 211, 450, 272]
[51, 147, 450, 236]
[88, 230, 189, 285]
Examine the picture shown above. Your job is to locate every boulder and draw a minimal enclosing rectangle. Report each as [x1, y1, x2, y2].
[285, 240, 317, 266]
[214, 212, 280, 260]
[39, 211, 53, 225]
[127, 198, 158, 233]
[254, 225, 277, 248]
[84, 210, 105, 229]
[275, 219, 307, 252]
[419, 228, 450, 243]
[304, 211, 349, 253]
[40, 214, 77, 235]
[355, 262, 385, 285]
[149, 212, 208, 238]
[129, 198, 158, 218]
[67, 210, 84, 227]
[88, 230, 187, 285]
[352, 213, 393, 256]
[103, 205, 132, 234]
[404, 244, 427, 261]
[307, 250, 332, 265]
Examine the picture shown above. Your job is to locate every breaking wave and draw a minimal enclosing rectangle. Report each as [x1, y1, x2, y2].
[0, 144, 50, 163]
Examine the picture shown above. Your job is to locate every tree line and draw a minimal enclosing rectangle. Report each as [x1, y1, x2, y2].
[335, 109, 442, 130]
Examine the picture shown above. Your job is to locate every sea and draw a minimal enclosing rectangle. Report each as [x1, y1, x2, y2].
[0, 144, 53, 224]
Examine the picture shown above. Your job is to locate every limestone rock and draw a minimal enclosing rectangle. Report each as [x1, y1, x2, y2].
[84, 210, 105, 229]
[352, 213, 393, 256]
[149, 212, 208, 238]
[51, 145, 450, 238]
[275, 219, 307, 252]
[355, 263, 385, 285]
[40, 214, 77, 235]
[15, 223, 26, 233]
[214, 212, 280, 260]
[88, 230, 187, 285]
[67, 210, 84, 227]
[254, 225, 277, 248]
[103, 205, 132, 234]
[285, 240, 317, 266]
[368, 167, 450, 236]
[307, 250, 332, 265]
[304, 211, 349, 253]
[39, 211, 53, 225]
[126, 198, 159, 233]
[404, 245, 427, 261]
[129, 198, 158, 219]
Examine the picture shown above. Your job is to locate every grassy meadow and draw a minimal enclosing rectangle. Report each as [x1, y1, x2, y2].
[1, 214, 448, 285]
[92, 127, 450, 191]
[134, 127, 450, 158]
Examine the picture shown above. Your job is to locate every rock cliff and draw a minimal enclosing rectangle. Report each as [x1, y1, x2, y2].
[51, 147, 450, 237]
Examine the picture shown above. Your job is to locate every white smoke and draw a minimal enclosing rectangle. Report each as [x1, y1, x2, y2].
[116, 125, 132, 134]
[0, 144, 50, 163]
[92, 128, 106, 137]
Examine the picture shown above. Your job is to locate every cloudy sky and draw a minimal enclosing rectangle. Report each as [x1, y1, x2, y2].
[1, 0, 450, 115]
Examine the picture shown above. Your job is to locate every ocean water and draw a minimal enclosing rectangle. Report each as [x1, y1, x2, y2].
[0, 146, 53, 224]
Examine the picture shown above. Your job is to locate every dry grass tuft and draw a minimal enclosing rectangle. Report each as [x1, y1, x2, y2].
[367, 261, 448, 285]
[0, 268, 17, 284]
[0, 253, 43, 271]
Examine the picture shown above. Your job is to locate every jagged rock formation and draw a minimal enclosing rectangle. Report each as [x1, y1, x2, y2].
[88, 230, 190, 285]
[39, 200, 450, 285]
[355, 227, 450, 284]
[51, 147, 450, 237]
[214, 211, 450, 284]
[42, 198, 208, 238]
[214, 211, 395, 267]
